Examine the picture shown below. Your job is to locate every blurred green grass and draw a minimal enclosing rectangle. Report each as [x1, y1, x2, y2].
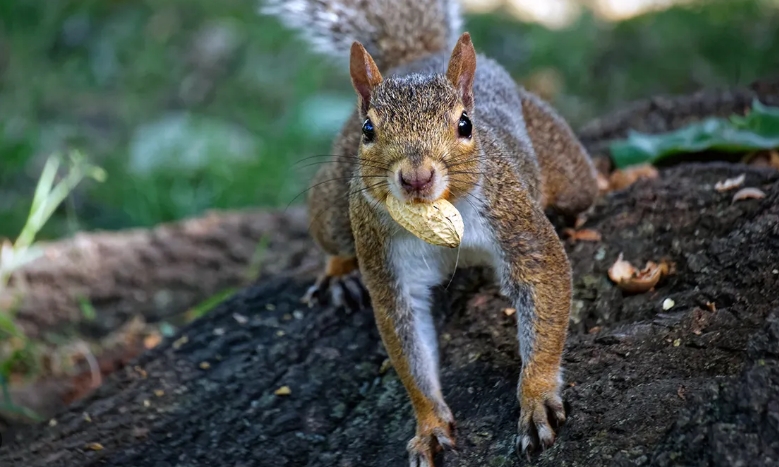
[0, 0, 777, 241]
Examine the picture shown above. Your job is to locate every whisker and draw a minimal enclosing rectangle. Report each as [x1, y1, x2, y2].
[285, 175, 389, 210]
[305, 180, 389, 235]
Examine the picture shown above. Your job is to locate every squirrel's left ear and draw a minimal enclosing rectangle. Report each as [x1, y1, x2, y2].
[446, 32, 477, 111]
[350, 42, 383, 115]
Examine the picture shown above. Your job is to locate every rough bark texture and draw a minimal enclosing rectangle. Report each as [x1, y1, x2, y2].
[4, 208, 317, 339]
[0, 162, 777, 467]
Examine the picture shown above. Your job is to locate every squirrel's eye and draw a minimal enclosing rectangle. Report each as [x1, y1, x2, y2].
[458, 112, 472, 139]
[362, 118, 375, 143]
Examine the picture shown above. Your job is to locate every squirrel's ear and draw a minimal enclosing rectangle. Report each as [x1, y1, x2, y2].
[350, 42, 383, 115]
[446, 32, 477, 110]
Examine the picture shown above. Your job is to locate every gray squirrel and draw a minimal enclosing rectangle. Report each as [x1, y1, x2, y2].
[261, 0, 599, 464]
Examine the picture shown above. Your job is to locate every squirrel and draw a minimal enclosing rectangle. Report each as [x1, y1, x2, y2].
[262, 0, 599, 464]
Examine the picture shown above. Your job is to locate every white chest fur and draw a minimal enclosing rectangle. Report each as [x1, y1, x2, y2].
[387, 186, 500, 291]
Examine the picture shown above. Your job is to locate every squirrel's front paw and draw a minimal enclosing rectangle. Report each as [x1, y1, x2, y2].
[516, 381, 566, 458]
[407, 416, 456, 467]
[302, 269, 369, 311]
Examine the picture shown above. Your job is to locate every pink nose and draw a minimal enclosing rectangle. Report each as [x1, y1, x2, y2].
[400, 168, 434, 192]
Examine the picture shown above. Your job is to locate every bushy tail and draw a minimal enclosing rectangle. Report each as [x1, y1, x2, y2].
[259, 0, 463, 71]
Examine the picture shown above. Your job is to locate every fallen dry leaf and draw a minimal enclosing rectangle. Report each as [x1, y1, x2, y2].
[143, 332, 162, 349]
[172, 335, 188, 350]
[574, 213, 589, 229]
[608, 253, 673, 294]
[503, 307, 516, 317]
[608, 253, 636, 283]
[732, 187, 766, 202]
[134, 366, 147, 378]
[274, 386, 291, 396]
[608, 164, 659, 191]
[85, 443, 104, 451]
[563, 228, 602, 243]
[714, 173, 745, 192]
[743, 150, 779, 169]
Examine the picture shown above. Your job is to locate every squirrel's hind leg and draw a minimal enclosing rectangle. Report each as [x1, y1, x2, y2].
[304, 134, 369, 310]
[519, 88, 598, 220]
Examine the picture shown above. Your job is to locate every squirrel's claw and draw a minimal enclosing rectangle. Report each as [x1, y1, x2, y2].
[407, 417, 456, 467]
[516, 393, 566, 458]
[302, 270, 369, 312]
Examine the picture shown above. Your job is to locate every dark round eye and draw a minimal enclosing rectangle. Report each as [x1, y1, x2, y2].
[362, 118, 375, 143]
[458, 112, 472, 139]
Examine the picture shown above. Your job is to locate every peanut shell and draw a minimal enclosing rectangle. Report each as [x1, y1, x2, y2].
[385, 195, 464, 248]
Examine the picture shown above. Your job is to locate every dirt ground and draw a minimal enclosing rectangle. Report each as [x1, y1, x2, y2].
[0, 161, 776, 467]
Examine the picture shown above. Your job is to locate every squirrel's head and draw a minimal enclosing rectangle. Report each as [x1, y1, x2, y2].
[349, 33, 479, 205]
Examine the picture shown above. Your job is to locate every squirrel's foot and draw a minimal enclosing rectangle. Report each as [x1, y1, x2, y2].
[407, 409, 457, 467]
[516, 382, 566, 458]
[302, 270, 368, 311]
[302, 256, 369, 311]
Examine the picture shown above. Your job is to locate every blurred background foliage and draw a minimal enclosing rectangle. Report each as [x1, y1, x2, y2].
[0, 0, 777, 241]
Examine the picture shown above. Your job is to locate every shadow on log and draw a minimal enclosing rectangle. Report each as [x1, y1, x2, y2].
[1, 162, 778, 467]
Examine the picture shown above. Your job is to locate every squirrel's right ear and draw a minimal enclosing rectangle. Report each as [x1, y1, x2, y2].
[350, 42, 383, 115]
[446, 32, 477, 111]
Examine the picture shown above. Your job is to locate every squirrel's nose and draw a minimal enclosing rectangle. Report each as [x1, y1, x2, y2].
[400, 168, 435, 192]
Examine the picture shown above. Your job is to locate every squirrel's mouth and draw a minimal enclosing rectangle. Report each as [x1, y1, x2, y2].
[388, 163, 448, 203]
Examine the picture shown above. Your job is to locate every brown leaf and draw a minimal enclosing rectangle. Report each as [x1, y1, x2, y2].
[608, 164, 659, 191]
[143, 332, 162, 349]
[608, 253, 636, 283]
[714, 173, 745, 192]
[732, 187, 766, 202]
[608, 253, 673, 294]
[563, 228, 602, 243]
[743, 150, 779, 169]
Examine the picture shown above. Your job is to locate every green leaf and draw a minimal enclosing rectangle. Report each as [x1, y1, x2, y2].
[0, 311, 22, 337]
[186, 288, 237, 321]
[608, 99, 779, 168]
[77, 296, 97, 321]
